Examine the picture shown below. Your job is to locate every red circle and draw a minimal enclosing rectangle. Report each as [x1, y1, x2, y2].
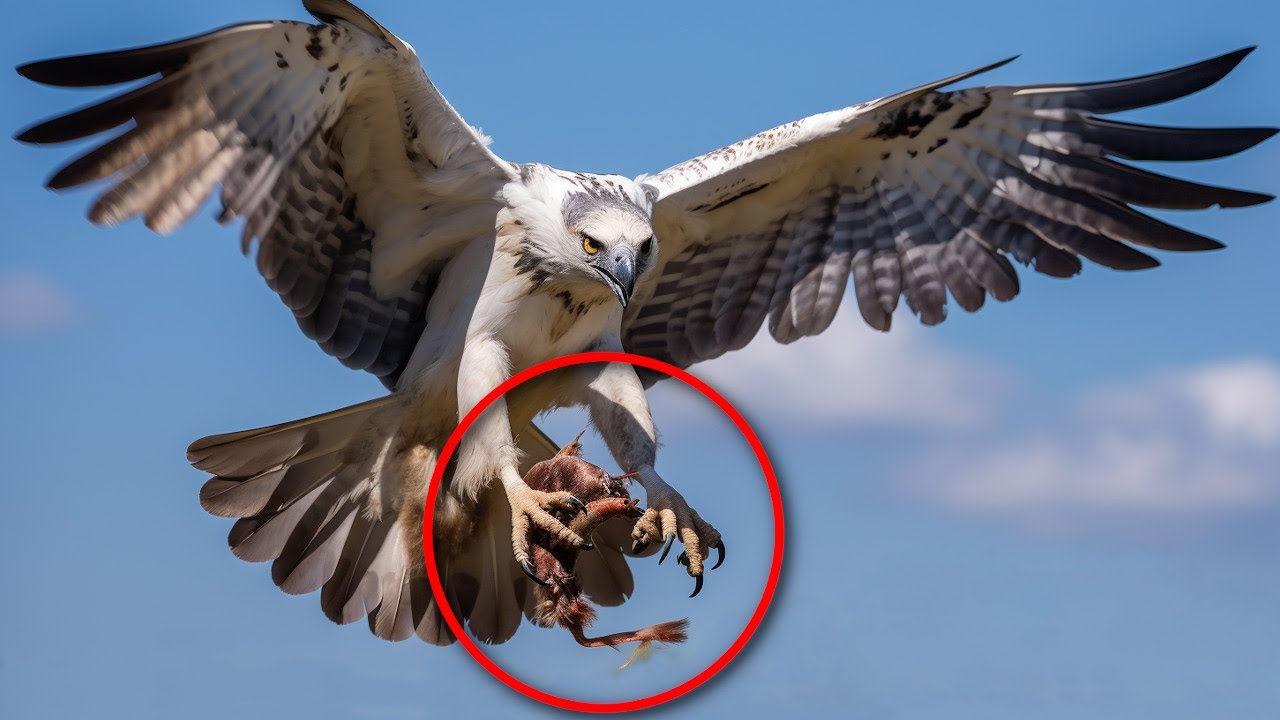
[422, 350, 785, 712]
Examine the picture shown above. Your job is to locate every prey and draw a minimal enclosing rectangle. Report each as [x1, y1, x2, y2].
[521, 434, 689, 660]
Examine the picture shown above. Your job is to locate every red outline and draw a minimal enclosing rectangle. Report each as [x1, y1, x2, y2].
[422, 351, 785, 712]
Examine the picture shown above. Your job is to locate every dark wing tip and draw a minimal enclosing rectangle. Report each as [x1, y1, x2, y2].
[13, 124, 41, 144]
[1224, 45, 1257, 63]
[1223, 126, 1280, 155]
[14, 53, 140, 88]
[1103, 252, 1162, 271]
[14, 22, 273, 89]
[304, 0, 391, 41]
[1235, 191, 1276, 208]
[1253, 126, 1280, 147]
[15, 60, 45, 82]
[1199, 45, 1256, 80]
[937, 54, 1022, 89]
[1030, 46, 1262, 114]
[1183, 46, 1256, 79]
[1146, 44, 1257, 94]
[14, 58, 76, 86]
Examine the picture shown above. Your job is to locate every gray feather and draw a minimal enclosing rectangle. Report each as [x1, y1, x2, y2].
[630, 48, 1271, 368]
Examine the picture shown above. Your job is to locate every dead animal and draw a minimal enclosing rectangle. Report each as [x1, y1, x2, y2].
[520, 433, 688, 660]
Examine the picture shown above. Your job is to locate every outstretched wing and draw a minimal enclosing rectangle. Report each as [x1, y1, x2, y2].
[17, 0, 514, 389]
[625, 49, 1275, 372]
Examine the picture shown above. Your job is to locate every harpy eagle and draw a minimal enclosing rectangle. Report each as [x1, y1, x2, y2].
[16, 0, 1274, 644]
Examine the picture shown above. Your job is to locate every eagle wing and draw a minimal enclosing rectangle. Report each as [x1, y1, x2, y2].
[17, 0, 514, 389]
[624, 50, 1275, 373]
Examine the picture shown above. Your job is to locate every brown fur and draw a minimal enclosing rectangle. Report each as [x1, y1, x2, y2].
[522, 435, 688, 652]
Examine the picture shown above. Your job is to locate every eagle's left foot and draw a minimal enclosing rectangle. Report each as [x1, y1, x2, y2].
[630, 486, 723, 598]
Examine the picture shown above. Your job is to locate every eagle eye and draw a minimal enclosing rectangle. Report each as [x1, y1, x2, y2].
[582, 235, 602, 255]
[640, 236, 653, 255]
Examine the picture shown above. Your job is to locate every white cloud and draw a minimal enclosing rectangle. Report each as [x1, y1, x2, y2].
[665, 320, 1007, 431]
[912, 358, 1280, 522]
[0, 271, 77, 336]
[630, 303, 1278, 525]
[1179, 360, 1280, 450]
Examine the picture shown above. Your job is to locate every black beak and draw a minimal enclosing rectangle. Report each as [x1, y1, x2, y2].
[593, 250, 635, 308]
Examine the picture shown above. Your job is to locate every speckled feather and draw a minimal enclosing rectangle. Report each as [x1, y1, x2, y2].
[627, 50, 1275, 373]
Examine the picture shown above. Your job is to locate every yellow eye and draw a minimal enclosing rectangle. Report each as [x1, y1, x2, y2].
[582, 235, 602, 255]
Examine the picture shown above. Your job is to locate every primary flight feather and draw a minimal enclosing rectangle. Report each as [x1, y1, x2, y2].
[16, 0, 1274, 644]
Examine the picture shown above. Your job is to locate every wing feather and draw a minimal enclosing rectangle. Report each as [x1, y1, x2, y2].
[17, 0, 512, 389]
[627, 49, 1273, 370]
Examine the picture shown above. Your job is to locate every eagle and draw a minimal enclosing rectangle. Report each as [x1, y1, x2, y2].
[16, 0, 1274, 645]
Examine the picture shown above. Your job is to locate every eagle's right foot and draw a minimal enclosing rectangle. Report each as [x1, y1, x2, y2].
[507, 482, 591, 583]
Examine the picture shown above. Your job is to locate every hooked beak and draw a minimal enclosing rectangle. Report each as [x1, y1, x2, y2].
[592, 250, 636, 308]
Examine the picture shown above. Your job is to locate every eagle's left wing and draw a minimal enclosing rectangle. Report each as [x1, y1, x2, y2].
[625, 50, 1275, 373]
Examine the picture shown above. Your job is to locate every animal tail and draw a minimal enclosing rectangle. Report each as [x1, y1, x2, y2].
[568, 618, 690, 649]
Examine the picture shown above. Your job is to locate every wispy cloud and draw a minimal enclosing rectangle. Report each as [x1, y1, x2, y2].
[909, 358, 1280, 523]
[634, 301, 1278, 526]
[0, 270, 78, 337]
[671, 321, 1007, 431]
[646, 304, 1280, 525]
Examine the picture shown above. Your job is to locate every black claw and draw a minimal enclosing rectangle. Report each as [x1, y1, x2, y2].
[631, 539, 649, 555]
[519, 558, 550, 587]
[658, 533, 676, 564]
[566, 495, 587, 514]
[711, 540, 726, 571]
[677, 551, 704, 597]
[578, 540, 594, 551]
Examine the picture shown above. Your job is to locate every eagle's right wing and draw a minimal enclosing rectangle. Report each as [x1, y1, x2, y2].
[17, 0, 514, 389]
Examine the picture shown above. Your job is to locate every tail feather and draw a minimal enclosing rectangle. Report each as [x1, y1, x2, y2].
[368, 531, 416, 641]
[192, 399, 642, 648]
[188, 397, 392, 476]
[452, 486, 524, 644]
[415, 554, 480, 646]
[322, 505, 393, 623]
[416, 592, 457, 646]
[275, 483, 361, 595]
[577, 517, 636, 607]
[252, 454, 345, 517]
[191, 395, 477, 646]
[228, 480, 332, 563]
[199, 466, 289, 519]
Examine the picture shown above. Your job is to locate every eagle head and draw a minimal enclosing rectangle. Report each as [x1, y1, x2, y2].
[559, 190, 655, 308]
[503, 169, 658, 308]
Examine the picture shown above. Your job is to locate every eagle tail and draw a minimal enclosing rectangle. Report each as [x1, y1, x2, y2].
[186, 398, 642, 646]
[188, 396, 429, 643]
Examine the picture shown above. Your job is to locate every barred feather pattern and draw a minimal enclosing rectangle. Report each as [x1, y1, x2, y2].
[628, 49, 1275, 371]
[16, 1, 508, 388]
[190, 397, 432, 642]
[254, 126, 438, 385]
[188, 395, 602, 645]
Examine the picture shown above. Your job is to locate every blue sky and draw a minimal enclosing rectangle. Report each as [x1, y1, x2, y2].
[2, 0, 1279, 717]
